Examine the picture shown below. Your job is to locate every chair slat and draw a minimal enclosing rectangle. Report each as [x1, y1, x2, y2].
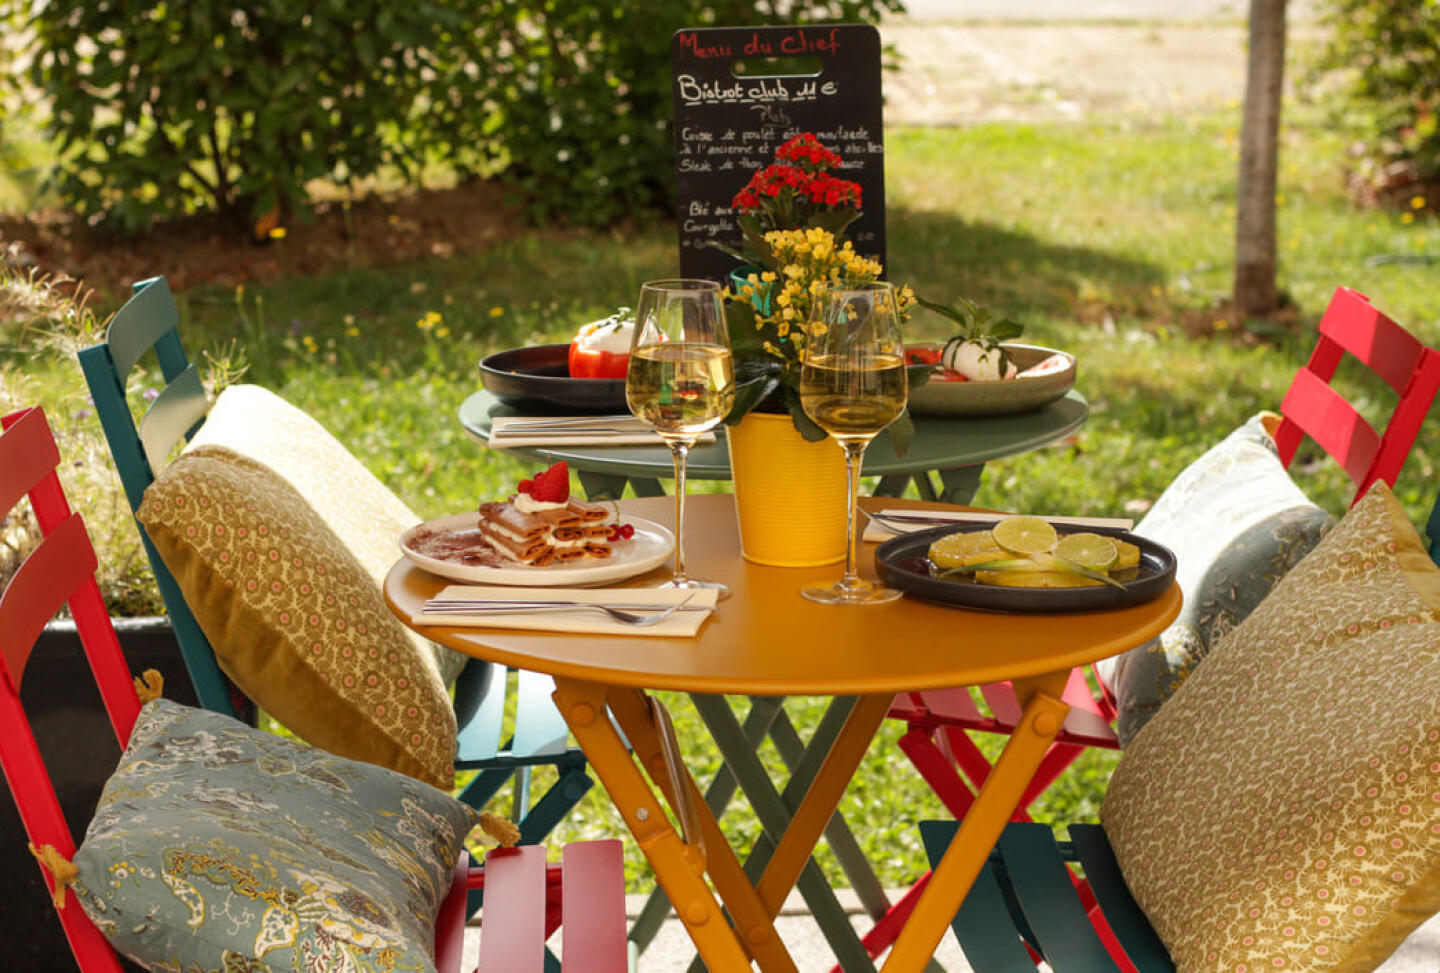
[561, 840, 627, 973]
[1318, 287, 1424, 395]
[0, 408, 61, 525]
[919, 820, 1039, 973]
[1069, 825, 1175, 972]
[0, 516, 97, 690]
[455, 663, 509, 764]
[433, 852, 470, 973]
[992, 823, 1125, 973]
[107, 277, 179, 378]
[1278, 369, 1381, 487]
[513, 669, 569, 759]
[478, 846, 548, 973]
[137, 364, 208, 477]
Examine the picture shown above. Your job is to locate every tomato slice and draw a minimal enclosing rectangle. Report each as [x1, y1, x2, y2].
[905, 347, 942, 366]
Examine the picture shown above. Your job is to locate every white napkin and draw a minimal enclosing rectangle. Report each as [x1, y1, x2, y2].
[410, 585, 717, 637]
[863, 508, 1134, 543]
[489, 416, 715, 448]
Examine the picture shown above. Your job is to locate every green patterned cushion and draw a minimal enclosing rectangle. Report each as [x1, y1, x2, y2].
[1099, 412, 1334, 745]
[69, 699, 478, 972]
[1102, 483, 1440, 972]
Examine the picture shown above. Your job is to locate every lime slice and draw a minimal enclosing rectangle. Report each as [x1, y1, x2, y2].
[1053, 532, 1119, 572]
[991, 515, 1059, 556]
[928, 530, 1005, 569]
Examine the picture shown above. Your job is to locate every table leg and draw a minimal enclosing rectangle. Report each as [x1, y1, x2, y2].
[554, 677, 800, 972]
[631, 696, 790, 952]
[692, 695, 877, 973]
[755, 693, 892, 917]
[935, 465, 985, 506]
[576, 470, 633, 501]
[881, 671, 1071, 972]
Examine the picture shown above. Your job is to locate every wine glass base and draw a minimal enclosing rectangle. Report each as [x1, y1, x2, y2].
[657, 577, 732, 601]
[801, 579, 902, 605]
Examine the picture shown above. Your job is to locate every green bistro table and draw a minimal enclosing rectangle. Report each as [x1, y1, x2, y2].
[457, 387, 1089, 504]
[456, 388, 1092, 969]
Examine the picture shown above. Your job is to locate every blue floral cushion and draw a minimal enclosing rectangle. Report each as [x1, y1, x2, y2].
[69, 699, 479, 972]
[1098, 412, 1335, 746]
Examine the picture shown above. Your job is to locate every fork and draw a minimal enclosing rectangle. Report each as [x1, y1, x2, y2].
[421, 593, 700, 627]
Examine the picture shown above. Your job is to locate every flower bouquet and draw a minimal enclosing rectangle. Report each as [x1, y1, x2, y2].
[720, 133, 927, 451]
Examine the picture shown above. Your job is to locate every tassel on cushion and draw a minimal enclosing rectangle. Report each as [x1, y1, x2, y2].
[479, 812, 520, 848]
[133, 669, 163, 704]
[29, 843, 78, 909]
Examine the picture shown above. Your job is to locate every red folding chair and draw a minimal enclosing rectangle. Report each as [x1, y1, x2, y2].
[861, 286, 1440, 968]
[0, 406, 628, 973]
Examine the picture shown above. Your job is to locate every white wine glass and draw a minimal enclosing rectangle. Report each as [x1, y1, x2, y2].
[799, 281, 908, 605]
[626, 278, 735, 594]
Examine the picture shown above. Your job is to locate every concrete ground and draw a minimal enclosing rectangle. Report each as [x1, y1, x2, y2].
[467, 5, 1440, 969]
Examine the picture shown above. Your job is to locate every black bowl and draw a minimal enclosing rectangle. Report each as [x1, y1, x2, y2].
[875, 522, 1176, 613]
[479, 344, 627, 413]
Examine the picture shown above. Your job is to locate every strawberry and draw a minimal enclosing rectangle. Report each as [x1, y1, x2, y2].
[519, 461, 570, 503]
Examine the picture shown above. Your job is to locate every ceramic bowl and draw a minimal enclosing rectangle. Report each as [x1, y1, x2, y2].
[906, 343, 1076, 417]
[479, 344, 627, 412]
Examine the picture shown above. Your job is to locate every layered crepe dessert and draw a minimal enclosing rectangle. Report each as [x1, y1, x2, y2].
[476, 460, 627, 566]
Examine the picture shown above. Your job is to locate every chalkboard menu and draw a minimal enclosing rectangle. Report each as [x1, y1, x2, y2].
[670, 24, 886, 283]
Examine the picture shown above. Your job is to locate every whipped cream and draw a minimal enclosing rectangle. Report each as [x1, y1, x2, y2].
[513, 493, 566, 513]
[574, 312, 635, 355]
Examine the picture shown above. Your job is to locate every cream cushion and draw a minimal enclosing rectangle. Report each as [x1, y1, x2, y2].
[188, 383, 468, 684]
[1102, 483, 1440, 972]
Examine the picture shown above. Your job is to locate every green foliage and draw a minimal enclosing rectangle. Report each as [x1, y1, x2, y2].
[10, 0, 904, 233]
[12, 0, 465, 233]
[411, 1, 905, 228]
[1310, 0, 1440, 198]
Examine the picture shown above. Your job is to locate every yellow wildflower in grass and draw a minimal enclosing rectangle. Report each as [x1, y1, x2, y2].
[268, 227, 287, 240]
[416, 311, 442, 331]
[302, 335, 318, 352]
[346, 326, 360, 338]
[1402, 212, 1416, 224]
[436, 327, 451, 339]
[489, 306, 504, 317]
[1412, 195, 1427, 210]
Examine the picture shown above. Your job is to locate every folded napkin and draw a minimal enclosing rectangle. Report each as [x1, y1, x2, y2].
[489, 416, 716, 448]
[410, 585, 717, 637]
[862, 508, 1134, 543]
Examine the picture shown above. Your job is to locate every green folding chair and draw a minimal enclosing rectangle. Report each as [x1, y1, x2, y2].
[76, 277, 593, 892]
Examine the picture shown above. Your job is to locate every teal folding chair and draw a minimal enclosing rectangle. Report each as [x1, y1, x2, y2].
[76, 277, 593, 887]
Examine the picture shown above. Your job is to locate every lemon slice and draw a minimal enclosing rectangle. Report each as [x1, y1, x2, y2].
[991, 515, 1058, 556]
[1053, 532, 1119, 572]
[975, 569, 1105, 588]
[928, 530, 1006, 569]
[1114, 540, 1141, 570]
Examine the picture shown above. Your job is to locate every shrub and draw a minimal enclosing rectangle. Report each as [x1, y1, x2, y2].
[9, 0, 904, 234]
[12, 0, 465, 234]
[1309, 0, 1440, 205]
[421, 1, 905, 228]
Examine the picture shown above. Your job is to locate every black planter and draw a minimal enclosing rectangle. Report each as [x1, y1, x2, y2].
[2, 616, 197, 971]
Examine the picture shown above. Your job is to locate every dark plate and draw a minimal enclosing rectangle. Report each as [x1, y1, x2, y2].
[479, 344, 627, 412]
[875, 522, 1176, 613]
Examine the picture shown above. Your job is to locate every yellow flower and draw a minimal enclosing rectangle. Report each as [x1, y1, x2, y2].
[489, 306, 504, 317]
[346, 326, 360, 338]
[760, 271, 777, 283]
[436, 327, 451, 338]
[1402, 212, 1416, 224]
[1412, 195, 1427, 210]
[268, 226, 287, 240]
[775, 291, 791, 307]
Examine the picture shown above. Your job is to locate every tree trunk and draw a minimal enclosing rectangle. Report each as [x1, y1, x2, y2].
[1233, 0, 1287, 317]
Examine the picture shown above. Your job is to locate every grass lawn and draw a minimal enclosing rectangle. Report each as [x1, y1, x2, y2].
[6, 106, 1440, 892]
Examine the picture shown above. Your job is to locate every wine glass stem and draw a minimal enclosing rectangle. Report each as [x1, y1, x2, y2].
[669, 440, 692, 584]
[839, 439, 867, 589]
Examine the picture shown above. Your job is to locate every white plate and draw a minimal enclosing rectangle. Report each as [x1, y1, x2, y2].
[399, 513, 675, 586]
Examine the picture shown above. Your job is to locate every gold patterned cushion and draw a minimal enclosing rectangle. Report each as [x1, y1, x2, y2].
[188, 383, 468, 685]
[137, 448, 457, 788]
[1102, 483, 1440, 972]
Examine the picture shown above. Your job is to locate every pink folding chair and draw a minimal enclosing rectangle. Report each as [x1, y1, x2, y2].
[865, 286, 1440, 966]
[0, 406, 628, 973]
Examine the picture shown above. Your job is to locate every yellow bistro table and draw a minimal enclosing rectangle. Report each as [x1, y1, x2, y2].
[384, 494, 1181, 972]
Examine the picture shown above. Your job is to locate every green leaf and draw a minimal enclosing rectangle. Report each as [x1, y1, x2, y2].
[785, 397, 830, 442]
[906, 363, 935, 390]
[726, 372, 781, 424]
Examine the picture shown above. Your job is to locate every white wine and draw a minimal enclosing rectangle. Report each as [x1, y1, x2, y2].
[627, 342, 735, 442]
[799, 351, 907, 443]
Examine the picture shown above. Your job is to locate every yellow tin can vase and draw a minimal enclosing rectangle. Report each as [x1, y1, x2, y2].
[726, 411, 849, 567]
